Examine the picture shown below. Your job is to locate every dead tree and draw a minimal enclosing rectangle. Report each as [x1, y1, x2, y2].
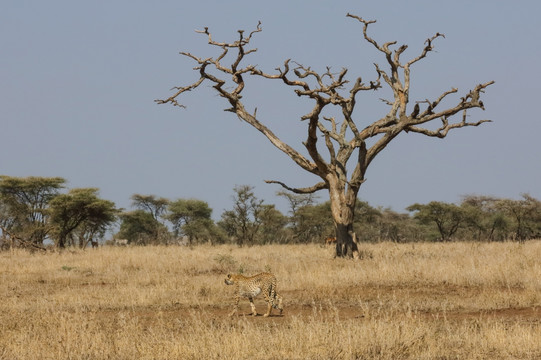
[156, 14, 494, 258]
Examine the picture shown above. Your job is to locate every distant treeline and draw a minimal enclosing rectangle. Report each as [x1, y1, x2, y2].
[1, 176, 540, 250]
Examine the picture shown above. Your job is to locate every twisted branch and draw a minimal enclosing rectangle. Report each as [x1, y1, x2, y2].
[264, 180, 328, 194]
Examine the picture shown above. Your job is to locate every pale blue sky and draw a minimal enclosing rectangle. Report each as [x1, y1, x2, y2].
[1, 1, 540, 219]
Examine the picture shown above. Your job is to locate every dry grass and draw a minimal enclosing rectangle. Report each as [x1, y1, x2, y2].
[1, 241, 541, 359]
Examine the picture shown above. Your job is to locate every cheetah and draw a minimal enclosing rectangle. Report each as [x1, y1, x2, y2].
[224, 272, 283, 317]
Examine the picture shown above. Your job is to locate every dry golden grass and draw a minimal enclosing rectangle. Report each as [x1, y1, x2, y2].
[1, 241, 541, 359]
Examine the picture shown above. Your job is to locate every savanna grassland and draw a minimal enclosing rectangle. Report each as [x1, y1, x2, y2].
[1, 242, 541, 359]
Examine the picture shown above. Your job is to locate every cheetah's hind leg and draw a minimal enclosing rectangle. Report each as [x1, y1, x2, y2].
[263, 301, 272, 317]
[273, 293, 283, 315]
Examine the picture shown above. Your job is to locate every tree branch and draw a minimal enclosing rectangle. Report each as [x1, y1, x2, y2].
[154, 75, 206, 108]
[406, 110, 492, 138]
[0, 225, 47, 251]
[264, 180, 328, 194]
[234, 103, 318, 174]
[405, 32, 445, 68]
[410, 81, 494, 126]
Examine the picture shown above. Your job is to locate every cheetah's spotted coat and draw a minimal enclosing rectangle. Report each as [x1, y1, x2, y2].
[224, 272, 283, 317]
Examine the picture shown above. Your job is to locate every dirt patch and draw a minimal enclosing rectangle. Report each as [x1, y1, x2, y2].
[220, 304, 541, 323]
[90, 302, 541, 327]
[440, 306, 541, 323]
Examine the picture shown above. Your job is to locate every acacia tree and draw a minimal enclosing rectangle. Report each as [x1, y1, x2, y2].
[166, 198, 215, 244]
[49, 188, 117, 248]
[157, 14, 493, 257]
[0, 175, 65, 247]
[130, 194, 171, 243]
[131, 194, 169, 221]
[407, 201, 466, 241]
[293, 202, 334, 243]
[496, 194, 541, 241]
[277, 191, 318, 241]
[218, 185, 266, 246]
[117, 210, 167, 245]
[460, 195, 508, 241]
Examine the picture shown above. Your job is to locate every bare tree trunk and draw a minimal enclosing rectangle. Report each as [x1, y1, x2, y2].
[328, 179, 360, 258]
[333, 223, 360, 258]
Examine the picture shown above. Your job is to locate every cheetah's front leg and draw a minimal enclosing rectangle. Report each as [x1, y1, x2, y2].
[229, 295, 240, 317]
[248, 297, 257, 316]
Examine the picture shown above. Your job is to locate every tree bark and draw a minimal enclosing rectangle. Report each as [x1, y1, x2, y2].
[327, 174, 358, 257]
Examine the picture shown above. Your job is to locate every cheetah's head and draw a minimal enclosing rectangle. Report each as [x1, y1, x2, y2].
[224, 273, 235, 285]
